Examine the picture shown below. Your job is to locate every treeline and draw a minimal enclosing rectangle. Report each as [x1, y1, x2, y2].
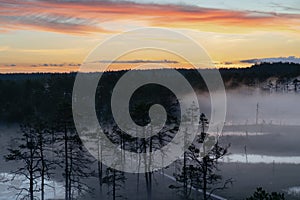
[219, 62, 300, 87]
[0, 62, 299, 123]
[0, 74, 74, 122]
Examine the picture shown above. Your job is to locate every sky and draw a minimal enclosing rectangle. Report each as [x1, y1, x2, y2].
[0, 0, 299, 73]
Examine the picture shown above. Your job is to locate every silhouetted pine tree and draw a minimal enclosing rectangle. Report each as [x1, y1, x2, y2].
[171, 113, 232, 200]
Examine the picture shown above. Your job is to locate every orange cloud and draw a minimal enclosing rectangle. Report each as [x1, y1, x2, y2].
[0, 0, 299, 35]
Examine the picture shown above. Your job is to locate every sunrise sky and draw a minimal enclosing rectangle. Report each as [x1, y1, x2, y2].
[0, 0, 299, 73]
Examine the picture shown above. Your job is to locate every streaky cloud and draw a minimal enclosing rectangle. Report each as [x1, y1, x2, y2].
[92, 59, 179, 64]
[0, 0, 299, 35]
[240, 56, 300, 64]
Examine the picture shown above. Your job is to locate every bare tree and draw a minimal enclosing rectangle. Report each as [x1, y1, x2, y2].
[56, 102, 95, 200]
[171, 113, 232, 200]
[4, 122, 56, 200]
[34, 122, 57, 200]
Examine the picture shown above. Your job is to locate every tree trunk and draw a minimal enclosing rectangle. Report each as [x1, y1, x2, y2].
[64, 125, 69, 200]
[113, 169, 116, 200]
[30, 171, 34, 200]
[28, 133, 35, 200]
[29, 145, 34, 200]
[148, 136, 153, 200]
[97, 137, 103, 195]
[183, 151, 187, 197]
[203, 157, 208, 200]
[183, 129, 188, 197]
[41, 153, 45, 200]
[68, 148, 73, 200]
[98, 160, 103, 194]
[39, 132, 45, 200]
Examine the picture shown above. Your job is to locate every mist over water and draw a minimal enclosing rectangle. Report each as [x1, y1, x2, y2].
[195, 88, 300, 125]
[0, 173, 65, 200]
[194, 88, 300, 199]
[227, 89, 300, 125]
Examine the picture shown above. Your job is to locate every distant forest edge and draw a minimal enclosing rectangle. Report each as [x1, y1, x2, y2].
[1, 62, 300, 86]
[0, 62, 299, 123]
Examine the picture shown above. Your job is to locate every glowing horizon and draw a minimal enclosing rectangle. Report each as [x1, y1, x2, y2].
[0, 0, 299, 73]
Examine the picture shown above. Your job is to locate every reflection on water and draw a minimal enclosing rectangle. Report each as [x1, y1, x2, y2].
[0, 173, 65, 200]
[222, 154, 300, 164]
[284, 186, 300, 197]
